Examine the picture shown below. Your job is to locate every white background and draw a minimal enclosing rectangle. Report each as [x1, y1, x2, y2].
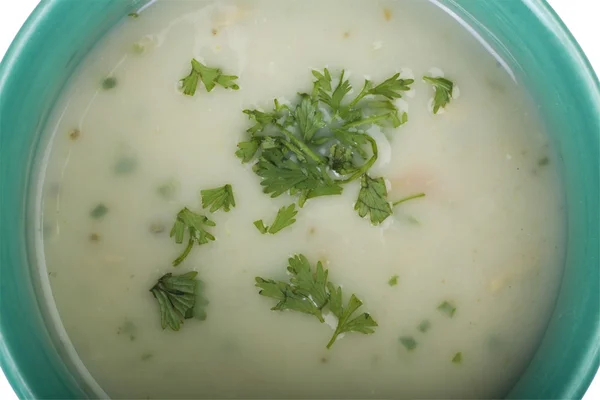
[0, 0, 598, 399]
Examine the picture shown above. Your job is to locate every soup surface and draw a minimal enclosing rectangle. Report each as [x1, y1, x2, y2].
[36, 0, 565, 398]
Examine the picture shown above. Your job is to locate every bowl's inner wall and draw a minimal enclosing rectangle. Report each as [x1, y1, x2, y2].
[0, 0, 598, 398]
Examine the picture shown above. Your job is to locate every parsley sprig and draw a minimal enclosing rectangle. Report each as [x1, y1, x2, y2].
[254, 204, 298, 234]
[256, 254, 377, 348]
[170, 208, 215, 266]
[237, 68, 415, 227]
[423, 76, 454, 114]
[181, 59, 239, 96]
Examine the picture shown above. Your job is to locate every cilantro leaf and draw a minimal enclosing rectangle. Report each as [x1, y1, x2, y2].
[326, 282, 378, 348]
[200, 184, 235, 212]
[295, 94, 325, 142]
[180, 59, 239, 96]
[254, 204, 298, 234]
[354, 174, 393, 225]
[423, 76, 454, 114]
[170, 208, 215, 266]
[150, 271, 198, 331]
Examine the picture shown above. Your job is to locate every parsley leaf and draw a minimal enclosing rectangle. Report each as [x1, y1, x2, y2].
[253, 149, 342, 205]
[295, 94, 325, 142]
[255, 256, 328, 322]
[311, 68, 332, 97]
[180, 59, 239, 96]
[170, 208, 216, 266]
[287, 255, 329, 310]
[235, 138, 261, 162]
[326, 282, 378, 348]
[354, 174, 393, 225]
[150, 271, 198, 331]
[423, 76, 454, 114]
[368, 73, 414, 99]
[254, 204, 298, 234]
[319, 70, 352, 114]
[256, 254, 377, 348]
[201, 184, 235, 212]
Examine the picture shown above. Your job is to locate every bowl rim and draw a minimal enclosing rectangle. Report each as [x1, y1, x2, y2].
[0, 0, 599, 398]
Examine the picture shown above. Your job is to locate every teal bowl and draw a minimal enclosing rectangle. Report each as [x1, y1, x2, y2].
[1, 0, 599, 398]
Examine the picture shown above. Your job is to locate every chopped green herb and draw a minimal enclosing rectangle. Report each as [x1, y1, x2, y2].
[253, 220, 268, 234]
[68, 128, 80, 140]
[538, 156, 550, 166]
[237, 68, 413, 224]
[417, 320, 431, 333]
[437, 301, 456, 317]
[423, 76, 454, 114]
[169, 208, 215, 266]
[254, 204, 298, 234]
[141, 352, 153, 361]
[399, 336, 417, 351]
[117, 320, 137, 341]
[128, 12, 139, 18]
[452, 352, 462, 364]
[180, 59, 239, 96]
[132, 42, 145, 54]
[388, 275, 399, 286]
[157, 179, 179, 200]
[201, 184, 235, 212]
[149, 222, 165, 234]
[355, 175, 393, 225]
[90, 204, 108, 219]
[114, 155, 137, 175]
[392, 192, 425, 207]
[102, 77, 117, 90]
[150, 271, 198, 331]
[256, 254, 377, 349]
[406, 215, 420, 225]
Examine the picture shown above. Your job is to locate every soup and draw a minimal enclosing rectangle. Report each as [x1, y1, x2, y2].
[36, 0, 565, 398]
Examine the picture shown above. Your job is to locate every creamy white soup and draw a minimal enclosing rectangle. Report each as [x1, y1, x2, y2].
[36, 0, 565, 398]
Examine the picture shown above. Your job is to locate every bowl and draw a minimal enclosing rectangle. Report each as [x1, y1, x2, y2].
[1, 0, 598, 398]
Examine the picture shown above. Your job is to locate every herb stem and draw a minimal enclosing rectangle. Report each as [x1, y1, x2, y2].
[326, 329, 341, 349]
[173, 238, 194, 266]
[392, 193, 426, 207]
[342, 113, 391, 129]
[348, 80, 371, 108]
[339, 135, 378, 184]
[275, 123, 324, 164]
